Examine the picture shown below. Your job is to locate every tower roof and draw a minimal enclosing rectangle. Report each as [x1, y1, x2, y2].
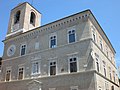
[11, 2, 41, 14]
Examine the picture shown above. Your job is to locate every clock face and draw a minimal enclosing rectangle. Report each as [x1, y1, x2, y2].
[7, 45, 16, 57]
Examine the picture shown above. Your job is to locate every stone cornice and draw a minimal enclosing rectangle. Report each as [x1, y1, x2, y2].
[3, 10, 90, 43]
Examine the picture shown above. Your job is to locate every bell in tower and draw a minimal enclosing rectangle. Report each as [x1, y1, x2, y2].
[6, 2, 41, 37]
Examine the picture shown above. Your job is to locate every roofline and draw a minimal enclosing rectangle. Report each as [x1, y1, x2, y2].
[11, 2, 41, 14]
[3, 9, 90, 42]
[4, 9, 116, 54]
[40, 9, 90, 28]
[88, 10, 116, 53]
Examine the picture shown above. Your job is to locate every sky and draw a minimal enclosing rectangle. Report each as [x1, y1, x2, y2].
[0, 0, 120, 67]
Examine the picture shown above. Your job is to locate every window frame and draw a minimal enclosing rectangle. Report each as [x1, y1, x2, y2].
[105, 81, 109, 90]
[99, 37, 103, 50]
[95, 53, 100, 72]
[67, 29, 76, 44]
[49, 33, 57, 48]
[49, 60, 57, 76]
[35, 42, 40, 50]
[96, 58, 100, 72]
[31, 61, 40, 75]
[91, 26, 96, 42]
[18, 66, 24, 80]
[30, 12, 36, 26]
[109, 67, 112, 80]
[68, 56, 78, 73]
[103, 61, 106, 77]
[20, 43, 27, 56]
[113, 71, 115, 82]
[5, 67, 11, 82]
[14, 10, 21, 24]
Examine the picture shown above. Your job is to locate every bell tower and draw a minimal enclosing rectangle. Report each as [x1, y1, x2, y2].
[6, 2, 41, 37]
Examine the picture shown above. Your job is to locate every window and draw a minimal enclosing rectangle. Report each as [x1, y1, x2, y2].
[6, 69, 11, 81]
[111, 86, 114, 90]
[96, 58, 99, 72]
[105, 81, 109, 90]
[98, 86, 102, 90]
[109, 67, 112, 80]
[100, 37, 103, 50]
[69, 57, 77, 73]
[95, 53, 100, 72]
[20, 44, 26, 56]
[93, 32, 96, 42]
[32, 62, 39, 74]
[50, 35, 57, 48]
[113, 71, 115, 82]
[50, 61, 56, 75]
[91, 26, 96, 42]
[14, 11, 21, 24]
[70, 86, 78, 90]
[103, 62, 106, 77]
[18, 67, 24, 80]
[106, 46, 109, 57]
[68, 30, 76, 43]
[35, 42, 39, 50]
[30, 12, 36, 26]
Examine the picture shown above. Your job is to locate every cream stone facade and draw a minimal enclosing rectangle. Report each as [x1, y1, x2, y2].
[0, 2, 119, 90]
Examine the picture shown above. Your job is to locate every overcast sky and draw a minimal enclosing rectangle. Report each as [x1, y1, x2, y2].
[0, 0, 120, 67]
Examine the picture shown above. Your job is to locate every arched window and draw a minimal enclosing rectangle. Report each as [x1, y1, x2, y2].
[14, 10, 21, 24]
[30, 12, 36, 26]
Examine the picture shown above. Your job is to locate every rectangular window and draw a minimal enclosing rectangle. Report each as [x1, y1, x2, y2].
[113, 71, 115, 82]
[32, 62, 39, 74]
[109, 67, 112, 80]
[35, 42, 39, 50]
[6, 69, 11, 81]
[69, 57, 77, 73]
[68, 30, 76, 43]
[96, 58, 99, 72]
[105, 82, 109, 90]
[50, 61, 56, 75]
[93, 33, 96, 42]
[18, 67, 24, 80]
[103, 62, 106, 77]
[50, 36, 57, 48]
[100, 37, 103, 50]
[91, 26, 96, 42]
[104, 68, 106, 77]
[111, 86, 114, 90]
[106, 46, 109, 57]
[20, 44, 26, 56]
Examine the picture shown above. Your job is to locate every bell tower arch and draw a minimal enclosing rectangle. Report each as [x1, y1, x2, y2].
[6, 2, 41, 37]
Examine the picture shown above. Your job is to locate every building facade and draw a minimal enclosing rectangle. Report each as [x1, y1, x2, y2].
[0, 2, 119, 90]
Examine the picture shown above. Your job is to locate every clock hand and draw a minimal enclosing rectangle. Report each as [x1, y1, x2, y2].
[10, 49, 13, 52]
